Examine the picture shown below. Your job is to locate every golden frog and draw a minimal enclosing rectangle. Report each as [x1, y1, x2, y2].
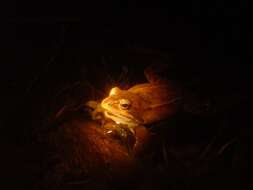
[100, 65, 182, 128]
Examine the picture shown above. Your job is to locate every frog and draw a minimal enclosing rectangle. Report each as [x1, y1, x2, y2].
[99, 64, 183, 128]
[86, 64, 215, 129]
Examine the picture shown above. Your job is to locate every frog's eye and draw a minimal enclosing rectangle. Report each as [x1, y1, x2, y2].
[119, 99, 131, 110]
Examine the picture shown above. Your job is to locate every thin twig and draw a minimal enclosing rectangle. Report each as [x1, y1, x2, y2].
[218, 137, 237, 155]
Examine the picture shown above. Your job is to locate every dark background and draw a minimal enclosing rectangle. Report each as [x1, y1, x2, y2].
[3, 1, 252, 118]
[1, 1, 253, 190]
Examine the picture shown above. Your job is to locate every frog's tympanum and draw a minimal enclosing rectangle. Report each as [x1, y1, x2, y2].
[100, 67, 182, 128]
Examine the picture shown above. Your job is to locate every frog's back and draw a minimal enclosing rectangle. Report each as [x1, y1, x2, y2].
[127, 82, 182, 124]
[128, 82, 182, 108]
[116, 64, 182, 125]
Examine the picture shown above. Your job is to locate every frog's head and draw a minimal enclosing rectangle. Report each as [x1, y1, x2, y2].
[101, 87, 146, 127]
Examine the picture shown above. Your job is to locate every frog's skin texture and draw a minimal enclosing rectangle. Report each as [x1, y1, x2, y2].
[85, 63, 219, 130]
[101, 82, 182, 128]
[86, 64, 182, 128]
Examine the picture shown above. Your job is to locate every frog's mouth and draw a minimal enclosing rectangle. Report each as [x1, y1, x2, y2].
[104, 110, 141, 126]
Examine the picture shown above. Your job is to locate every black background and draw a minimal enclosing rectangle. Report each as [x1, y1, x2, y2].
[3, 1, 252, 114]
[1, 1, 253, 190]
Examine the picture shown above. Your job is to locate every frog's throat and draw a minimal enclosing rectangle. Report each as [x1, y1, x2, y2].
[104, 111, 141, 127]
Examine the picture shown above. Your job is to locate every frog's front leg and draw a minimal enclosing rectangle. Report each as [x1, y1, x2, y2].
[85, 100, 105, 121]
